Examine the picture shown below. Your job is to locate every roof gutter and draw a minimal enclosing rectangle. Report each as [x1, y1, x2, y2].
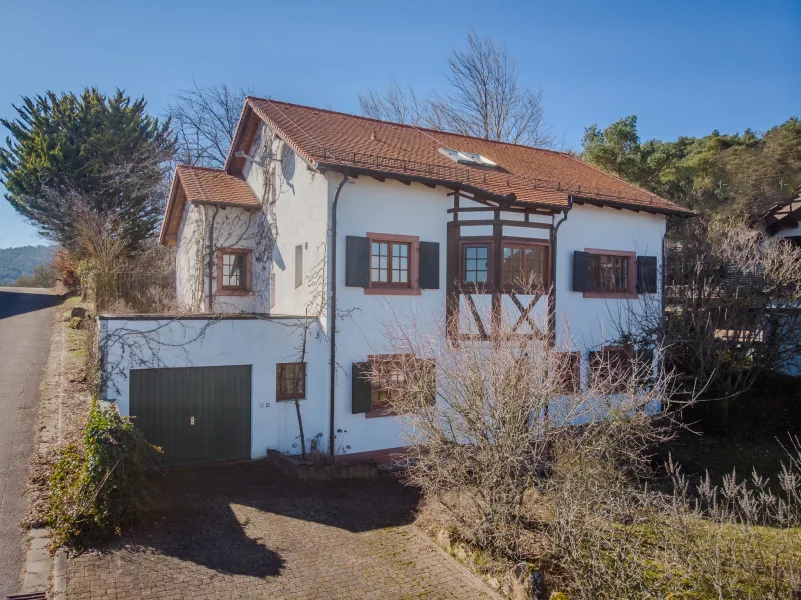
[315, 162, 568, 212]
[571, 196, 695, 218]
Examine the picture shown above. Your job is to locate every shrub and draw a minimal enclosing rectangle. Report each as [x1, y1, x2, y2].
[54, 248, 80, 291]
[47, 401, 159, 549]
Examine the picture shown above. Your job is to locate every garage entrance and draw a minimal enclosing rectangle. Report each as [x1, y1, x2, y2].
[129, 365, 252, 465]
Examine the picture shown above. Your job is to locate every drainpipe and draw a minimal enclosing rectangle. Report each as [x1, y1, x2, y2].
[328, 171, 350, 456]
[548, 197, 573, 344]
[207, 206, 219, 312]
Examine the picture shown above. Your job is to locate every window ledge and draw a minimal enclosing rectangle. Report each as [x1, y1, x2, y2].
[365, 407, 399, 418]
[217, 289, 253, 297]
[364, 287, 422, 296]
[583, 292, 637, 299]
[276, 397, 306, 402]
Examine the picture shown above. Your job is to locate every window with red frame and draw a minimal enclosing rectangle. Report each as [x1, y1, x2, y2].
[502, 243, 548, 289]
[588, 254, 630, 293]
[462, 244, 491, 286]
[371, 240, 411, 287]
[221, 252, 246, 290]
[589, 347, 632, 393]
[554, 351, 581, 393]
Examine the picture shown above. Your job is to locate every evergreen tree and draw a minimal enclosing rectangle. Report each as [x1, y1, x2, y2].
[582, 115, 801, 220]
[0, 89, 174, 250]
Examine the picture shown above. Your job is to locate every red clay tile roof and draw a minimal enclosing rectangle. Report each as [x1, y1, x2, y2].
[159, 165, 260, 245]
[175, 165, 260, 208]
[234, 97, 691, 216]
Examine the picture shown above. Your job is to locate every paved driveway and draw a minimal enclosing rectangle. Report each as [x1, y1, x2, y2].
[0, 287, 62, 598]
[67, 460, 492, 599]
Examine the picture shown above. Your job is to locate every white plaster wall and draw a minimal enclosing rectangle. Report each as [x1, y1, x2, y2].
[206, 205, 267, 314]
[329, 179, 666, 455]
[554, 204, 666, 383]
[242, 123, 330, 317]
[175, 202, 205, 311]
[100, 317, 327, 457]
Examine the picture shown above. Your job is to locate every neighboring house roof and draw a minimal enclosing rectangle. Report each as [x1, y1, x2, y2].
[763, 192, 801, 236]
[225, 97, 692, 216]
[160, 165, 260, 245]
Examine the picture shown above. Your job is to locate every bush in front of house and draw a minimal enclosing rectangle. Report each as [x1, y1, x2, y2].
[382, 296, 801, 598]
[48, 400, 160, 549]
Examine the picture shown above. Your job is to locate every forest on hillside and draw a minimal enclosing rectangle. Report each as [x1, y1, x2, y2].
[0, 245, 56, 285]
[582, 116, 801, 221]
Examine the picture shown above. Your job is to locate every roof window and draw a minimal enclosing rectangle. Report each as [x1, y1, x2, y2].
[438, 148, 498, 168]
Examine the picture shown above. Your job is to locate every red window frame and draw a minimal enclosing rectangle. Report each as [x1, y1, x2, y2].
[501, 241, 549, 291]
[584, 248, 636, 299]
[459, 239, 493, 289]
[365, 233, 421, 296]
[276, 362, 306, 401]
[216, 248, 253, 296]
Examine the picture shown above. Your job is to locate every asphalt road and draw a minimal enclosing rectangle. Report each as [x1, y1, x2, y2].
[0, 287, 62, 597]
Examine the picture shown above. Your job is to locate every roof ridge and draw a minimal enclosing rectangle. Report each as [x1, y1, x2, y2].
[247, 96, 576, 157]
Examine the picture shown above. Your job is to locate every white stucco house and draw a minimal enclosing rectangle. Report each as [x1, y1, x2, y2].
[99, 97, 692, 465]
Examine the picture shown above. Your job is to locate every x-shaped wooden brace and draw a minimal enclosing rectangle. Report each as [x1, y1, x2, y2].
[509, 291, 543, 335]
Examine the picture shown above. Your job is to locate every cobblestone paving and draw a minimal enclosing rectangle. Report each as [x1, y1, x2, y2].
[66, 460, 491, 599]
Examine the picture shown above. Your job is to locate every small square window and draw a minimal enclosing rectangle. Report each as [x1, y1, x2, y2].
[222, 253, 245, 289]
[463, 245, 490, 285]
[276, 362, 306, 400]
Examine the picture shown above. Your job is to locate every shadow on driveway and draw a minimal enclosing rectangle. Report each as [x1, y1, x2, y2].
[107, 459, 419, 579]
[0, 288, 65, 320]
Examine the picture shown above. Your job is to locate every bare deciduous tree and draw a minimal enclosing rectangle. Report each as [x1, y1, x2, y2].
[373, 292, 671, 556]
[611, 219, 801, 430]
[359, 30, 554, 148]
[168, 80, 253, 168]
[358, 81, 429, 127]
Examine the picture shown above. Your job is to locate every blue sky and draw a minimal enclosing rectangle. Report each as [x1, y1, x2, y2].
[1, 0, 798, 248]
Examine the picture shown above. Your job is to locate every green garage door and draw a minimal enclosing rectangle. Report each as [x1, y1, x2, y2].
[129, 365, 252, 465]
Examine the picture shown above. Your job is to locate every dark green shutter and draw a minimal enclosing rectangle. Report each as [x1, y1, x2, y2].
[418, 241, 440, 289]
[352, 362, 373, 414]
[346, 236, 370, 287]
[636, 256, 658, 294]
[573, 251, 589, 292]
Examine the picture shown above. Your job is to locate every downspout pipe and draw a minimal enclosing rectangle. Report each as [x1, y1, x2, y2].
[548, 197, 573, 344]
[207, 206, 219, 312]
[328, 171, 350, 456]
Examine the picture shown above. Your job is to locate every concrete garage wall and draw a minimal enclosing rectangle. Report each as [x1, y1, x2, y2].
[99, 316, 328, 458]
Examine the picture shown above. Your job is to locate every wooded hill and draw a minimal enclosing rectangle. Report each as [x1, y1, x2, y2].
[0, 245, 56, 285]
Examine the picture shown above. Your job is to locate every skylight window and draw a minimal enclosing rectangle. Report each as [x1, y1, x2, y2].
[438, 148, 499, 168]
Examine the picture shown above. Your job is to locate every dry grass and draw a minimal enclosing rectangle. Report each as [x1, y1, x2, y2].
[25, 297, 95, 530]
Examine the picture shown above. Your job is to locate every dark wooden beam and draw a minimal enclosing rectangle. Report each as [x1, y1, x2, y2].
[370, 175, 386, 183]
[458, 219, 553, 230]
[447, 206, 527, 214]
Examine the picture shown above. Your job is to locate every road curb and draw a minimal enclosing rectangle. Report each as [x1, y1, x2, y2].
[410, 525, 505, 600]
[53, 549, 67, 598]
[20, 528, 51, 594]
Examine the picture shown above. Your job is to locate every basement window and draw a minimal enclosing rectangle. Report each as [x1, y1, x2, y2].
[438, 148, 498, 168]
